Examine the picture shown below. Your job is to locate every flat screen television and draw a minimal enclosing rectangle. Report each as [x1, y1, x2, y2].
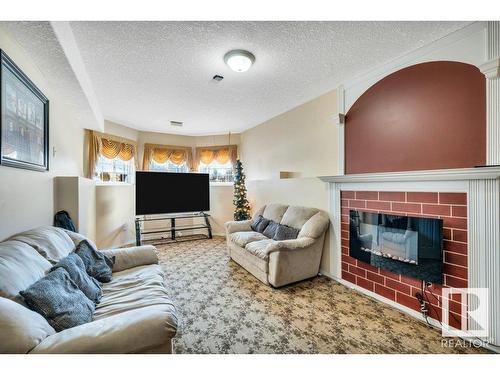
[135, 171, 210, 215]
[349, 210, 443, 284]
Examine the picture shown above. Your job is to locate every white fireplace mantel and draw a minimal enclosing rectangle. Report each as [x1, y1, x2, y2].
[319, 166, 500, 347]
[319, 166, 500, 184]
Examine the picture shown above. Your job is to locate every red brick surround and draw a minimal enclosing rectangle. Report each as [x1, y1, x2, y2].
[340, 190, 468, 328]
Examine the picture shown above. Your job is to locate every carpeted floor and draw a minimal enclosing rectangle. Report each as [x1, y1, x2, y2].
[157, 237, 487, 354]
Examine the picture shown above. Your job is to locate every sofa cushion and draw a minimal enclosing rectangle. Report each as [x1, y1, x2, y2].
[99, 245, 158, 273]
[62, 229, 98, 251]
[94, 264, 175, 320]
[262, 203, 289, 223]
[273, 224, 300, 241]
[230, 231, 268, 247]
[0, 296, 56, 353]
[30, 305, 177, 354]
[262, 220, 279, 238]
[9, 226, 75, 265]
[75, 240, 114, 283]
[298, 211, 330, 239]
[51, 253, 102, 304]
[245, 239, 275, 260]
[280, 206, 319, 229]
[20, 268, 95, 332]
[0, 240, 52, 301]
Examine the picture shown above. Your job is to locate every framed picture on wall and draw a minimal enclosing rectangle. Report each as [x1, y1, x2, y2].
[0, 49, 49, 172]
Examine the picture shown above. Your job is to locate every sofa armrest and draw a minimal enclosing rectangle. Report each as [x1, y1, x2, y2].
[267, 237, 316, 253]
[225, 220, 252, 234]
[99, 245, 158, 272]
[30, 305, 177, 354]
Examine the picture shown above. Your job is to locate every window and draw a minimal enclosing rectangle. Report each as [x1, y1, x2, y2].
[198, 160, 234, 183]
[143, 143, 192, 174]
[88, 131, 137, 184]
[94, 154, 135, 183]
[150, 159, 189, 173]
[195, 145, 237, 183]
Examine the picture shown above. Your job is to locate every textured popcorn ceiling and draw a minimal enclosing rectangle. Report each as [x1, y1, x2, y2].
[3, 22, 471, 135]
[0, 21, 103, 130]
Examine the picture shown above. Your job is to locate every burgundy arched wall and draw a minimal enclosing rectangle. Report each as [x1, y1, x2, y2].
[344, 61, 486, 174]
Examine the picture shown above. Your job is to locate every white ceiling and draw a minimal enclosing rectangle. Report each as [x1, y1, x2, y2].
[3, 21, 471, 135]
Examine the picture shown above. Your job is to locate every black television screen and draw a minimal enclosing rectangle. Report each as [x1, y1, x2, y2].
[136, 171, 210, 215]
[349, 210, 443, 284]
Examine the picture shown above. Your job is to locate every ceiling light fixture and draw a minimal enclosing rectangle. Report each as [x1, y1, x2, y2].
[224, 50, 255, 72]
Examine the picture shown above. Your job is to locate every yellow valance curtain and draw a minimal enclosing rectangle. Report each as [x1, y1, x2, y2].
[194, 145, 237, 169]
[142, 144, 193, 171]
[87, 130, 138, 178]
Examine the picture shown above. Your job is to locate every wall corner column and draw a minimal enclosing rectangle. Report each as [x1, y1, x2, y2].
[480, 21, 500, 165]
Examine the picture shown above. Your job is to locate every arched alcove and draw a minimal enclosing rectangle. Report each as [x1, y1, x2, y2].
[345, 61, 486, 174]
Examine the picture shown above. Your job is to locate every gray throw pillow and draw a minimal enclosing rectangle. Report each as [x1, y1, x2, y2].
[20, 268, 95, 332]
[255, 217, 270, 233]
[75, 240, 114, 283]
[263, 220, 279, 238]
[250, 215, 264, 231]
[273, 224, 300, 241]
[51, 253, 102, 304]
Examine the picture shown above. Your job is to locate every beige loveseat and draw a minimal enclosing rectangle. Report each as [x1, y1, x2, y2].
[225, 204, 330, 287]
[0, 226, 177, 354]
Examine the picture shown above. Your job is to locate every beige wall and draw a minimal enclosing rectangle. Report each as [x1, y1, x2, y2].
[240, 89, 339, 274]
[0, 28, 84, 241]
[95, 184, 136, 249]
[240, 89, 338, 180]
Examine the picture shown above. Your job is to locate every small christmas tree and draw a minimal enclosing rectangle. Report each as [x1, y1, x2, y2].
[233, 159, 251, 221]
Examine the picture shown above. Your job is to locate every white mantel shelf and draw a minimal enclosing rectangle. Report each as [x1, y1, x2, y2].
[319, 167, 500, 183]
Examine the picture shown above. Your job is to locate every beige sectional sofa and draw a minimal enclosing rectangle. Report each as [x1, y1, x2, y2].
[0, 226, 177, 354]
[225, 204, 330, 287]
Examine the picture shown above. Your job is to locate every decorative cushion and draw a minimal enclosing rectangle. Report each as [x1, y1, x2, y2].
[9, 226, 75, 265]
[230, 231, 268, 247]
[262, 220, 279, 239]
[20, 268, 95, 332]
[0, 240, 52, 301]
[273, 224, 300, 241]
[250, 215, 264, 232]
[255, 217, 270, 233]
[51, 253, 102, 304]
[75, 240, 114, 283]
[0, 296, 56, 353]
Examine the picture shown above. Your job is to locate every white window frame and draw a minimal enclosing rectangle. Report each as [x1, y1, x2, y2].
[94, 154, 135, 185]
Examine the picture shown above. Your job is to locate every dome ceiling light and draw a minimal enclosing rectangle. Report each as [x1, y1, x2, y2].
[224, 50, 255, 73]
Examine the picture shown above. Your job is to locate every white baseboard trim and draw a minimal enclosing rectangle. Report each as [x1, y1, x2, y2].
[319, 269, 499, 353]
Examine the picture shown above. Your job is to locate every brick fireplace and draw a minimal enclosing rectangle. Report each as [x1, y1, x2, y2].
[340, 190, 467, 327]
[319, 167, 500, 345]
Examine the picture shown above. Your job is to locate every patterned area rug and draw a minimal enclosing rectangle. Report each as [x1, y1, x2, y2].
[157, 237, 487, 354]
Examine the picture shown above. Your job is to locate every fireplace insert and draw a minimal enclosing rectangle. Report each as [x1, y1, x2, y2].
[349, 210, 443, 284]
